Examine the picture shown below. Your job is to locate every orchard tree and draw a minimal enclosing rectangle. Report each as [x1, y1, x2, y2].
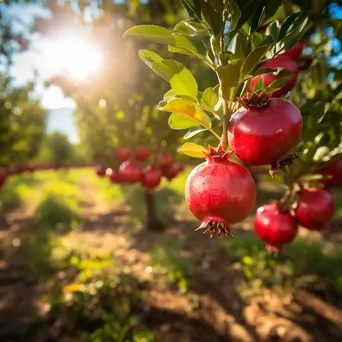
[0, 4, 46, 175]
[33, 0, 202, 230]
[125, 0, 342, 246]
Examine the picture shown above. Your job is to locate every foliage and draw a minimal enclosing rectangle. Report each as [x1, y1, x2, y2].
[221, 232, 342, 294]
[149, 235, 195, 293]
[34, 131, 77, 165]
[33, 195, 79, 231]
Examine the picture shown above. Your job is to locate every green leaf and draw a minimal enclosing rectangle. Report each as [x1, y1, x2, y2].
[139, 52, 198, 99]
[180, 142, 208, 158]
[168, 33, 198, 56]
[265, 78, 288, 92]
[181, 0, 202, 21]
[168, 113, 198, 130]
[124, 25, 175, 45]
[174, 20, 207, 35]
[201, 85, 220, 108]
[138, 50, 174, 81]
[254, 67, 278, 76]
[167, 62, 198, 99]
[241, 36, 273, 77]
[296, 174, 328, 183]
[184, 125, 208, 139]
[277, 11, 310, 41]
[217, 59, 243, 101]
[158, 98, 211, 128]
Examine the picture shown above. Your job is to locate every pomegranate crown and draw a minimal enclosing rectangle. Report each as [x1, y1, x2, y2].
[239, 92, 271, 109]
[203, 145, 232, 162]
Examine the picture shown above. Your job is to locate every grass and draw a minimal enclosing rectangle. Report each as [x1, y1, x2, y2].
[220, 231, 342, 293]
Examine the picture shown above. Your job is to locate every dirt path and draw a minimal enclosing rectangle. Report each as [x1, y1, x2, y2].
[0, 175, 341, 342]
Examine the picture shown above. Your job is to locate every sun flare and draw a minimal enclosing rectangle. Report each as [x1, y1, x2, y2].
[47, 34, 103, 80]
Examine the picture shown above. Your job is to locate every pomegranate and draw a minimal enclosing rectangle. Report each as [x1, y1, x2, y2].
[95, 165, 106, 177]
[116, 148, 131, 162]
[135, 146, 149, 162]
[162, 163, 180, 181]
[106, 168, 119, 183]
[142, 166, 162, 190]
[294, 188, 335, 229]
[118, 161, 143, 184]
[0, 171, 6, 188]
[254, 202, 297, 252]
[185, 146, 256, 237]
[157, 152, 173, 168]
[316, 159, 342, 187]
[279, 40, 304, 61]
[248, 55, 298, 97]
[228, 94, 302, 172]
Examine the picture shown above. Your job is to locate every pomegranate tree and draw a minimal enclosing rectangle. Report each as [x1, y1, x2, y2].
[125, 1, 310, 238]
[185, 146, 256, 237]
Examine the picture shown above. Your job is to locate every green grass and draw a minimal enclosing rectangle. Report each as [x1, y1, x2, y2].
[221, 231, 342, 293]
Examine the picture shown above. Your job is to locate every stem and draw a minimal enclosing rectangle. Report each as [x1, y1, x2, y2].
[208, 127, 222, 141]
[220, 99, 231, 150]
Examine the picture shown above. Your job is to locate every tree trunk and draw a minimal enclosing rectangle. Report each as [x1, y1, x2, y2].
[144, 189, 165, 231]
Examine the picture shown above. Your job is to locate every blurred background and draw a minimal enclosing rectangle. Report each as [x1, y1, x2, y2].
[0, 1, 341, 342]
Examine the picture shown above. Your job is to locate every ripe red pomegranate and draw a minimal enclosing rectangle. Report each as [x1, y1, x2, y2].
[162, 163, 180, 181]
[294, 188, 335, 229]
[248, 55, 298, 97]
[106, 168, 119, 183]
[116, 148, 131, 162]
[254, 202, 297, 252]
[118, 161, 143, 184]
[95, 165, 106, 177]
[185, 146, 256, 237]
[228, 94, 302, 171]
[0, 171, 6, 188]
[158, 152, 173, 168]
[316, 159, 342, 187]
[135, 146, 149, 162]
[280, 40, 304, 61]
[142, 166, 162, 190]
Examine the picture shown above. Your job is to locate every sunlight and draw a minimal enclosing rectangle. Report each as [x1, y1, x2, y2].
[46, 34, 103, 81]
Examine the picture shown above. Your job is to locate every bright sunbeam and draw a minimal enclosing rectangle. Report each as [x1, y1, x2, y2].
[46, 35, 103, 80]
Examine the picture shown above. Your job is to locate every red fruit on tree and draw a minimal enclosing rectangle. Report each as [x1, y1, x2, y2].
[106, 168, 119, 183]
[228, 94, 302, 173]
[294, 188, 335, 229]
[0, 171, 6, 188]
[185, 146, 256, 237]
[157, 152, 173, 168]
[135, 146, 149, 162]
[316, 159, 342, 187]
[254, 202, 297, 253]
[279, 40, 304, 61]
[95, 165, 106, 177]
[116, 148, 131, 162]
[248, 55, 298, 97]
[162, 163, 180, 181]
[118, 161, 143, 184]
[142, 166, 162, 190]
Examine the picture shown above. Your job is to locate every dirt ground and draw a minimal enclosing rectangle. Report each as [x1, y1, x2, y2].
[0, 182, 341, 342]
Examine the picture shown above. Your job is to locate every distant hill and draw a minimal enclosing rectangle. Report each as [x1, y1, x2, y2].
[47, 107, 79, 143]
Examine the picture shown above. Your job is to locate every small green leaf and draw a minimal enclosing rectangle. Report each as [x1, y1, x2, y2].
[159, 98, 211, 128]
[124, 25, 175, 45]
[201, 85, 220, 108]
[169, 33, 198, 56]
[217, 59, 243, 101]
[241, 36, 273, 77]
[168, 113, 198, 130]
[180, 142, 208, 158]
[167, 62, 198, 99]
[296, 174, 328, 183]
[184, 126, 208, 139]
[254, 67, 278, 76]
[265, 78, 288, 92]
